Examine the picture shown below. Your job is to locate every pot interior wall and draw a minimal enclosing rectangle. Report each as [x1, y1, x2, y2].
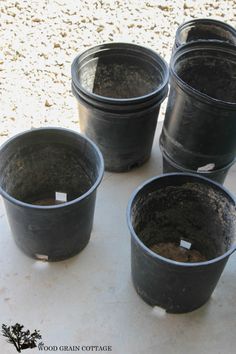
[175, 50, 236, 103]
[0, 133, 100, 204]
[131, 182, 236, 261]
[78, 52, 163, 99]
[179, 23, 236, 45]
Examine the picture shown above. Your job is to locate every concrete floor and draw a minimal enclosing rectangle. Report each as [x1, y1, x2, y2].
[0, 122, 236, 354]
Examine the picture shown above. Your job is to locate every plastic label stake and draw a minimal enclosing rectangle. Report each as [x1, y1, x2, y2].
[55, 192, 67, 203]
[180, 240, 192, 249]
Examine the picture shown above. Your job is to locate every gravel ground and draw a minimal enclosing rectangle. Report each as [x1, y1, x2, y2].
[0, 0, 236, 144]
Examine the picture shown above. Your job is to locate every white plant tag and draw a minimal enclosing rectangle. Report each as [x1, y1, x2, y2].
[197, 163, 215, 172]
[152, 306, 166, 318]
[35, 254, 48, 261]
[55, 192, 67, 203]
[180, 240, 191, 249]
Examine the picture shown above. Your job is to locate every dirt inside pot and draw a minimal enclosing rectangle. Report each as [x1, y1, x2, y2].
[175, 51, 236, 103]
[79, 54, 162, 99]
[132, 182, 236, 263]
[32, 198, 65, 206]
[150, 242, 207, 262]
[0, 142, 94, 206]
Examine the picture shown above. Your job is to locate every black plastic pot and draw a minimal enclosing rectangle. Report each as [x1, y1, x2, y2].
[0, 128, 104, 261]
[127, 173, 236, 313]
[160, 41, 236, 169]
[71, 42, 169, 172]
[161, 147, 235, 184]
[174, 18, 236, 49]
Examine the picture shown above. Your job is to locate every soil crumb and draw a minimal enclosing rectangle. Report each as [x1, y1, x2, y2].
[150, 242, 207, 263]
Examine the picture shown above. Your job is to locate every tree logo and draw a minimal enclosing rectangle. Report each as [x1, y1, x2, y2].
[2, 323, 42, 352]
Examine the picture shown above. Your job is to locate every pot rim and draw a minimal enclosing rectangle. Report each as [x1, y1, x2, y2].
[175, 18, 236, 47]
[160, 144, 236, 173]
[71, 41, 169, 105]
[127, 172, 236, 267]
[0, 127, 104, 210]
[171, 40, 236, 108]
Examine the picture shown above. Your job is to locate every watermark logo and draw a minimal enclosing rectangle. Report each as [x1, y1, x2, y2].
[37, 344, 112, 352]
[2, 323, 112, 352]
[1, 323, 42, 352]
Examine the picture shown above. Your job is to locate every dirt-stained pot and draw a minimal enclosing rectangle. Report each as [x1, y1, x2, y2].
[0, 128, 104, 261]
[71, 42, 169, 172]
[161, 147, 235, 184]
[160, 41, 236, 170]
[174, 18, 236, 50]
[127, 173, 236, 313]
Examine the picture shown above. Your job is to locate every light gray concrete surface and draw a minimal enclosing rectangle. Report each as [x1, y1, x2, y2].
[0, 122, 236, 354]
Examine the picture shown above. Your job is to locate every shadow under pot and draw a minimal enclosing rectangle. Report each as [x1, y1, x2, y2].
[71, 42, 169, 172]
[160, 41, 236, 170]
[127, 173, 236, 313]
[174, 18, 236, 50]
[161, 147, 236, 184]
[0, 128, 104, 261]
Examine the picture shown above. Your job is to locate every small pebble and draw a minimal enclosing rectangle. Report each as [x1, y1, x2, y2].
[45, 99, 53, 107]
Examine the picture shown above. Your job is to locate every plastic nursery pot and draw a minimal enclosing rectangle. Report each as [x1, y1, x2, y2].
[174, 18, 236, 50]
[161, 147, 235, 184]
[0, 128, 104, 261]
[160, 41, 236, 170]
[71, 42, 169, 172]
[127, 173, 236, 313]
